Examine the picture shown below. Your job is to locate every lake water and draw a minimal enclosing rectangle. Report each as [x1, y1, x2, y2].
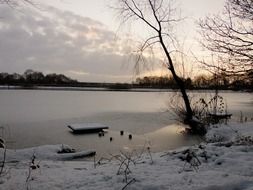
[0, 89, 252, 157]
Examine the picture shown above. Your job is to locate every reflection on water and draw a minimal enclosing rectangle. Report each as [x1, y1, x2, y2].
[0, 90, 252, 157]
[144, 125, 202, 151]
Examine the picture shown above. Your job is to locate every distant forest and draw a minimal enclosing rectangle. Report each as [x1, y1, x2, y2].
[0, 69, 252, 90]
[135, 71, 253, 90]
[0, 69, 78, 86]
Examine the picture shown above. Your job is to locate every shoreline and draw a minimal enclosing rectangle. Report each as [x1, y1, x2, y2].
[0, 85, 252, 93]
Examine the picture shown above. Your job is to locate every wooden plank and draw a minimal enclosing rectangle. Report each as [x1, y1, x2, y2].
[68, 123, 109, 133]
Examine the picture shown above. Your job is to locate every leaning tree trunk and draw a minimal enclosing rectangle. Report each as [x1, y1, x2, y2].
[158, 34, 193, 120]
[170, 63, 193, 121]
[159, 33, 206, 134]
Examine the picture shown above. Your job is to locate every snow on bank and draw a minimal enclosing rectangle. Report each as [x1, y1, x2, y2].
[1, 122, 253, 190]
[0, 144, 95, 162]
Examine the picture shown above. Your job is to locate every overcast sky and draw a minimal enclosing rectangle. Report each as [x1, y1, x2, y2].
[0, 0, 225, 82]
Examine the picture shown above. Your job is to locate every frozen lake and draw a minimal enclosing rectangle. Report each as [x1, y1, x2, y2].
[0, 89, 252, 157]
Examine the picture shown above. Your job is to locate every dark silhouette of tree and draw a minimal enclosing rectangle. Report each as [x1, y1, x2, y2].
[183, 78, 193, 89]
[44, 73, 76, 84]
[136, 76, 177, 88]
[0, 70, 77, 85]
[199, 0, 253, 77]
[0, 72, 24, 84]
[193, 75, 210, 89]
[247, 70, 253, 87]
[136, 75, 194, 89]
[116, 0, 197, 128]
[24, 69, 44, 84]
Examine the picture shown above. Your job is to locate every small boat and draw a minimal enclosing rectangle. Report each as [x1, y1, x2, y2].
[68, 123, 109, 134]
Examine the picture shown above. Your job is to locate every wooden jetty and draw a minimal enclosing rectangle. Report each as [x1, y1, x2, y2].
[68, 123, 109, 134]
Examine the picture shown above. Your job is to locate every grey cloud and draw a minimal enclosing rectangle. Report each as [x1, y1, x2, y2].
[0, 5, 135, 82]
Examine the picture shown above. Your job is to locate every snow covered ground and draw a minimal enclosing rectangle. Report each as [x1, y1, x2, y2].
[1, 122, 253, 190]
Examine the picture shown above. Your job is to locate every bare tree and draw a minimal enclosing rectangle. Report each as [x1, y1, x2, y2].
[115, 0, 200, 130]
[199, 0, 253, 77]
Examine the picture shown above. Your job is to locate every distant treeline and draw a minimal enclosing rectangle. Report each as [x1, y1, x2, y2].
[135, 72, 253, 90]
[0, 69, 252, 91]
[0, 69, 77, 86]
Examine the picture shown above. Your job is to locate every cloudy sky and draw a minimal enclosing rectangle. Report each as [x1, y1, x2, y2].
[0, 0, 225, 82]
